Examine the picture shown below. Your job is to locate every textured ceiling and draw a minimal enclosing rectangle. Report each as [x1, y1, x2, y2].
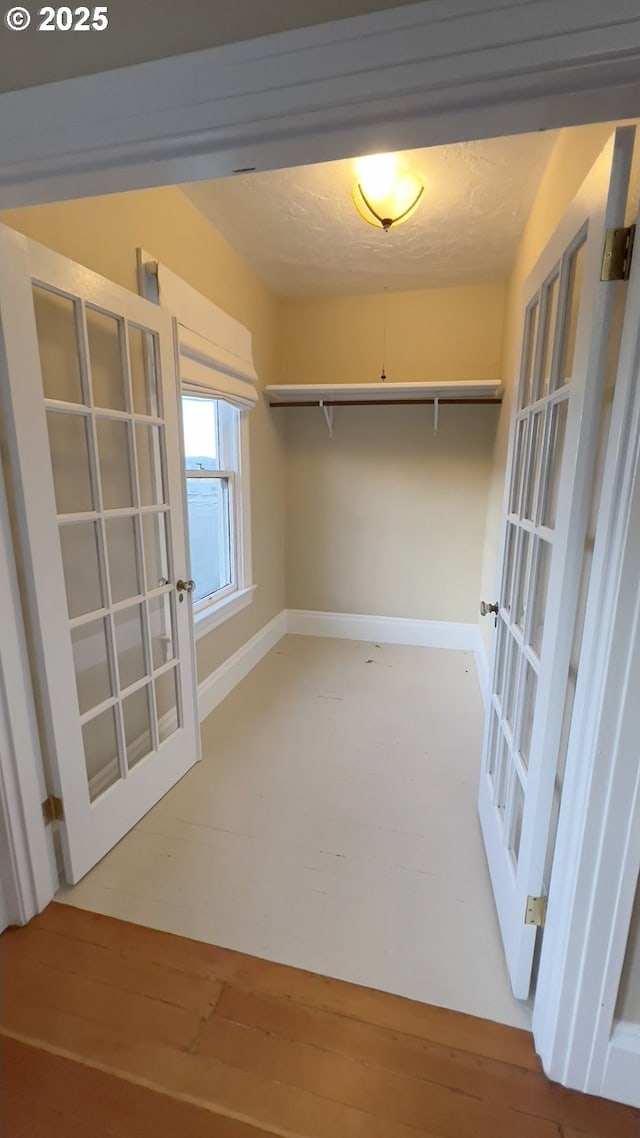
[183, 132, 558, 299]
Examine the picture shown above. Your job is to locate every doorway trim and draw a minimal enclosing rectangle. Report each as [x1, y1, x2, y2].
[1, 0, 640, 209]
[1, 0, 640, 1100]
[0, 458, 57, 928]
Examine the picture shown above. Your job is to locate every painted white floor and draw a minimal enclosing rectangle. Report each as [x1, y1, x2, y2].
[59, 634, 531, 1030]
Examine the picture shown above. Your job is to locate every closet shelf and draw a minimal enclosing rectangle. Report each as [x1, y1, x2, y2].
[266, 381, 503, 406]
[266, 382, 502, 435]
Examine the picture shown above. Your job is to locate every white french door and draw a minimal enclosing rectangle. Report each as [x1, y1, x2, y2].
[479, 127, 635, 999]
[0, 226, 199, 884]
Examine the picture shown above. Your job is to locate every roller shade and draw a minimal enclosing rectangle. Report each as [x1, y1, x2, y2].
[154, 260, 259, 409]
[179, 326, 258, 409]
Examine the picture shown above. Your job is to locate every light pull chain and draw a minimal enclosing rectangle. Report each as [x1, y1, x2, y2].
[380, 228, 390, 382]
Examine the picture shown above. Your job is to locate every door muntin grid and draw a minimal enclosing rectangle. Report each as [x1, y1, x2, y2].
[486, 230, 587, 871]
[34, 283, 183, 802]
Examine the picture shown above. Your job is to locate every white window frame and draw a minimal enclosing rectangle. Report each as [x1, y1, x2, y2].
[182, 392, 254, 638]
[138, 250, 257, 639]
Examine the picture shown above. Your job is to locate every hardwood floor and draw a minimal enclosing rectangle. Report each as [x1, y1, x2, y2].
[2, 903, 639, 1138]
[2, 1038, 272, 1138]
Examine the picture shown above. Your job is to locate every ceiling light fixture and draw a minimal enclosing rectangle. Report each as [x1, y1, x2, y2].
[352, 153, 424, 231]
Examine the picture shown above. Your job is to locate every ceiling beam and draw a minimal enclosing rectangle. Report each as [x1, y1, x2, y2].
[1, 0, 639, 208]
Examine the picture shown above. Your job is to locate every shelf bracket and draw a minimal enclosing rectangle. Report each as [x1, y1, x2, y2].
[319, 400, 334, 438]
[433, 397, 440, 435]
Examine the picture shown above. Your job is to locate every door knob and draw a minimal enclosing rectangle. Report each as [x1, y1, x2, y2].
[176, 578, 195, 603]
[480, 600, 499, 627]
[480, 601, 499, 616]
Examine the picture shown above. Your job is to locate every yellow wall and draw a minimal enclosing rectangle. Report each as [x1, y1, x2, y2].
[279, 286, 505, 385]
[280, 285, 504, 620]
[2, 187, 285, 684]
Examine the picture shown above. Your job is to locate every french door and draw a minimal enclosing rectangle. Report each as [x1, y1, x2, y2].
[479, 127, 635, 999]
[0, 226, 199, 884]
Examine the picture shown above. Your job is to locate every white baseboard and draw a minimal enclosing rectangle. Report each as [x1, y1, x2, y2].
[285, 608, 479, 652]
[197, 608, 491, 725]
[198, 610, 287, 722]
[600, 1022, 640, 1107]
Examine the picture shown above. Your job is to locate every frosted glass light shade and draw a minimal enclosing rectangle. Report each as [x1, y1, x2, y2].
[353, 153, 424, 230]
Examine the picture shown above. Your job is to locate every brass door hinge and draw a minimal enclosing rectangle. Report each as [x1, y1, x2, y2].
[524, 895, 547, 928]
[42, 794, 64, 824]
[601, 225, 635, 281]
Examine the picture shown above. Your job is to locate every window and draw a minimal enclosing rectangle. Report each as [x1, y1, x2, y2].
[181, 393, 253, 635]
[138, 251, 258, 636]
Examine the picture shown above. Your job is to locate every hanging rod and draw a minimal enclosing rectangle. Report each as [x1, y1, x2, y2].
[268, 397, 502, 407]
[269, 395, 502, 435]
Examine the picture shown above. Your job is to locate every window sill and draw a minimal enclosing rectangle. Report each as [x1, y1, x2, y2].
[193, 585, 256, 640]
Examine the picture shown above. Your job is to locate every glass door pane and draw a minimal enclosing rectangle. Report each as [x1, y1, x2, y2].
[556, 239, 586, 389]
[540, 398, 569, 529]
[87, 308, 127, 411]
[539, 272, 560, 400]
[520, 300, 539, 409]
[32, 286, 84, 404]
[36, 286, 184, 801]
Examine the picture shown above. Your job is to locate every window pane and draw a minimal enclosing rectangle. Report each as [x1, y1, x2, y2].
[556, 240, 586, 389]
[156, 667, 180, 743]
[33, 287, 84, 404]
[97, 418, 134, 509]
[509, 774, 525, 867]
[86, 308, 126, 411]
[71, 618, 112, 715]
[149, 593, 175, 669]
[509, 419, 527, 516]
[522, 410, 545, 523]
[541, 398, 569, 529]
[502, 635, 518, 734]
[59, 521, 103, 619]
[493, 621, 510, 705]
[520, 300, 539, 410]
[485, 708, 500, 784]
[83, 707, 120, 802]
[106, 516, 141, 603]
[529, 539, 552, 657]
[501, 524, 518, 619]
[129, 326, 160, 417]
[518, 661, 538, 771]
[183, 396, 221, 472]
[494, 736, 509, 819]
[136, 424, 166, 506]
[114, 604, 147, 690]
[142, 511, 170, 590]
[513, 529, 532, 634]
[47, 411, 94, 515]
[186, 477, 232, 601]
[539, 273, 559, 400]
[216, 400, 238, 469]
[123, 685, 153, 770]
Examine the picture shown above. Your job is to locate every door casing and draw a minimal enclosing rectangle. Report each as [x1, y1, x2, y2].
[1, 0, 640, 209]
[1, 0, 640, 1101]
